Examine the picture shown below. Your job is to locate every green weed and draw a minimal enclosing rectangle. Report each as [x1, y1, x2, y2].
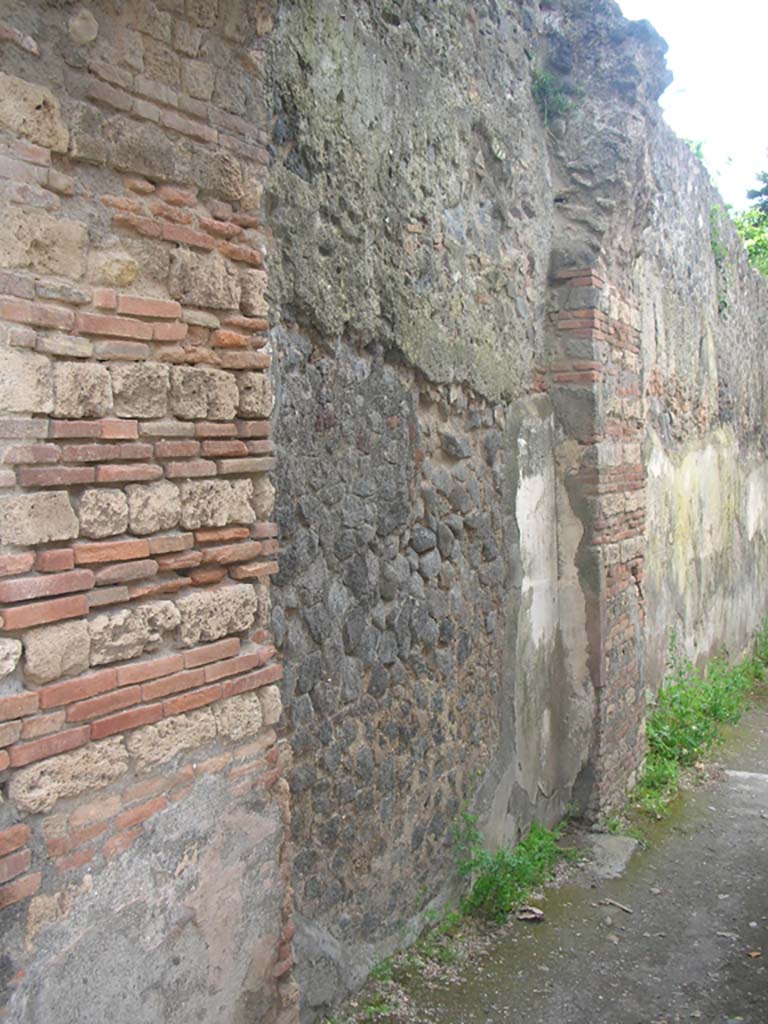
[634, 623, 768, 816]
[455, 813, 575, 922]
[531, 68, 571, 125]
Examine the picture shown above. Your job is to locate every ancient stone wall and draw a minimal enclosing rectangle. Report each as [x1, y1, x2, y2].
[0, 3, 296, 1023]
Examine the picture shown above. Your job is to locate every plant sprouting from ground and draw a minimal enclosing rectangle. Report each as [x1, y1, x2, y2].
[531, 67, 571, 126]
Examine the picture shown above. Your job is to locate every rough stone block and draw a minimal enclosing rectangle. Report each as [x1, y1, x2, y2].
[0, 638, 22, 681]
[0, 208, 87, 280]
[9, 737, 128, 813]
[127, 480, 181, 535]
[0, 72, 69, 152]
[53, 362, 113, 418]
[89, 601, 181, 665]
[0, 491, 78, 546]
[169, 366, 239, 421]
[179, 478, 255, 529]
[78, 488, 129, 539]
[176, 583, 258, 646]
[260, 683, 282, 726]
[238, 371, 272, 418]
[110, 362, 170, 418]
[240, 269, 268, 317]
[0, 349, 53, 415]
[168, 250, 241, 309]
[23, 620, 91, 685]
[213, 691, 263, 740]
[126, 706, 216, 773]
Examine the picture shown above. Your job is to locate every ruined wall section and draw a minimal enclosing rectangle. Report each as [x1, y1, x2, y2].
[0, 4, 295, 1023]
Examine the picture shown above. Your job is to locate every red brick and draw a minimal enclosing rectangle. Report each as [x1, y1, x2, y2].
[155, 551, 202, 571]
[117, 295, 181, 319]
[49, 419, 101, 439]
[14, 139, 50, 165]
[112, 211, 162, 238]
[2, 443, 59, 464]
[149, 201, 195, 225]
[94, 559, 158, 584]
[54, 847, 97, 873]
[67, 686, 141, 723]
[194, 526, 250, 543]
[155, 440, 200, 458]
[0, 720, 22, 747]
[118, 443, 154, 460]
[199, 217, 242, 239]
[218, 241, 263, 266]
[188, 567, 227, 586]
[201, 541, 262, 565]
[0, 569, 93, 605]
[230, 560, 279, 580]
[9, 725, 90, 767]
[201, 440, 248, 457]
[74, 539, 150, 565]
[122, 768, 192, 804]
[19, 466, 95, 487]
[156, 186, 197, 207]
[162, 222, 217, 249]
[101, 419, 139, 439]
[246, 440, 274, 455]
[87, 79, 133, 112]
[0, 553, 35, 578]
[94, 337, 150, 360]
[115, 795, 167, 831]
[96, 463, 164, 483]
[39, 669, 117, 710]
[148, 533, 194, 555]
[218, 456, 275, 476]
[93, 287, 117, 309]
[60, 443, 120, 462]
[0, 872, 41, 909]
[0, 824, 30, 858]
[123, 176, 155, 195]
[210, 328, 248, 349]
[128, 578, 188, 600]
[205, 649, 270, 683]
[34, 549, 73, 573]
[260, 539, 279, 556]
[152, 320, 188, 341]
[116, 653, 185, 687]
[75, 311, 154, 340]
[164, 459, 216, 478]
[0, 750, 8, 770]
[237, 420, 271, 438]
[21, 710, 66, 739]
[194, 422, 237, 438]
[160, 109, 217, 144]
[216, 351, 271, 371]
[222, 315, 269, 334]
[163, 683, 222, 717]
[0, 593, 88, 630]
[0, 692, 38, 721]
[88, 585, 129, 609]
[70, 795, 121, 828]
[103, 826, 141, 860]
[0, 296, 74, 330]
[142, 668, 204, 701]
[183, 637, 240, 669]
[90, 703, 163, 739]
[46, 822, 106, 858]
[222, 663, 283, 698]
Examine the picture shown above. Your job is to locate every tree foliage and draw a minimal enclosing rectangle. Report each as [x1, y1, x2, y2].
[734, 171, 768, 276]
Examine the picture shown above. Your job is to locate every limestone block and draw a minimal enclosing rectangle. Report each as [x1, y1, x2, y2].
[0, 491, 78, 546]
[169, 365, 239, 420]
[179, 478, 255, 529]
[127, 480, 181, 535]
[238, 371, 272, 418]
[213, 692, 263, 740]
[252, 476, 275, 520]
[0, 72, 69, 152]
[0, 208, 87, 280]
[23, 620, 91, 685]
[53, 362, 113, 418]
[127, 708, 216, 773]
[168, 250, 241, 309]
[91, 251, 138, 286]
[78, 488, 129, 539]
[9, 738, 128, 813]
[260, 684, 282, 726]
[0, 349, 53, 415]
[240, 269, 268, 317]
[0, 639, 22, 681]
[110, 362, 169, 418]
[68, 8, 99, 44]
[89, 601, 181, 665]
[181, 59, 215, 100]
[176, 583, 258, 646]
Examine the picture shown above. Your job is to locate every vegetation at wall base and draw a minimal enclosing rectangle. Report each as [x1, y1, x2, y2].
[633, 623, 768, 817]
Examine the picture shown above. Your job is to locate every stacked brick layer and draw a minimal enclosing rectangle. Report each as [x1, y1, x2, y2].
[0, 4, 296, 1023]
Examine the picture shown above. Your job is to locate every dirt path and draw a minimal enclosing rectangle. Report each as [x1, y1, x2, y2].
[401, 700, 768, 1024]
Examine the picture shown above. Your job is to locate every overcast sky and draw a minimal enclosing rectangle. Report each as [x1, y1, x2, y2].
[617, 0, 768, 210]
